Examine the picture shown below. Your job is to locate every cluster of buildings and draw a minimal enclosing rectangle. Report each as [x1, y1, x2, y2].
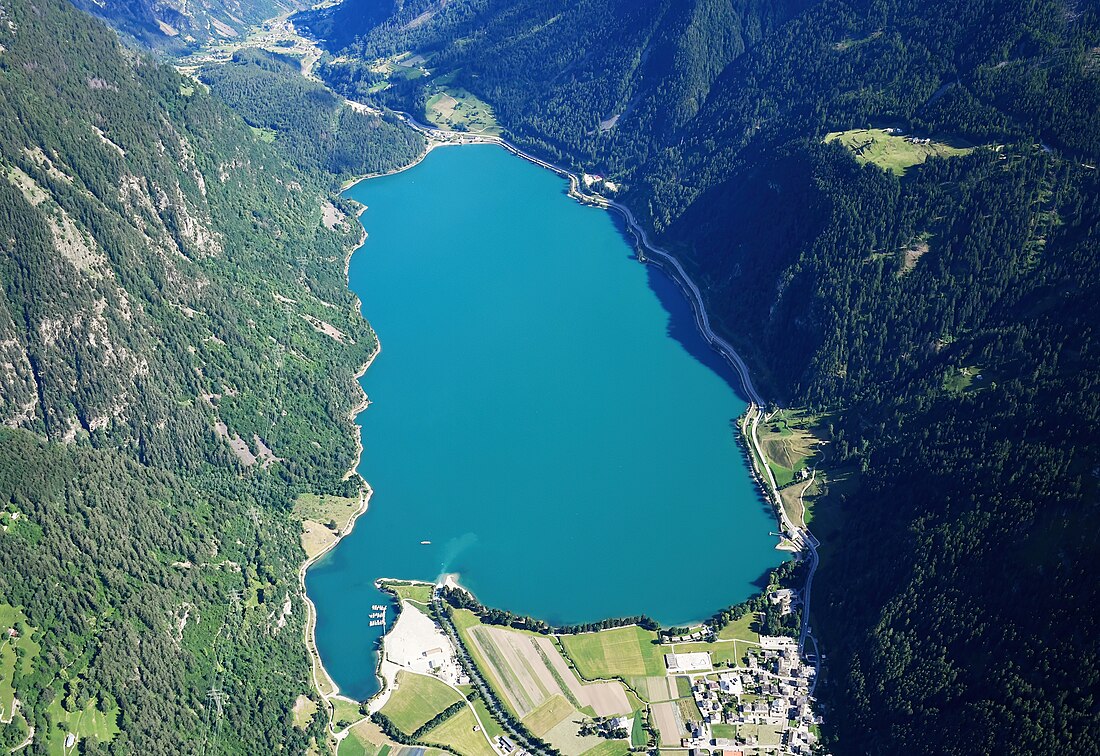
[681, 636, 821, 755]
[768, 588, 798, 617]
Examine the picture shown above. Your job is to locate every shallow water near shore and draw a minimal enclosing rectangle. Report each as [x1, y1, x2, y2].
[307, 144, 784, 701]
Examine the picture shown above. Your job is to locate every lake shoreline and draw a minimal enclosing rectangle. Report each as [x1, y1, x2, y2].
[310, 128, 808, 721]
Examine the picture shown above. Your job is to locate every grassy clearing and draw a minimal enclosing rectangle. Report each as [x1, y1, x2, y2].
[779, 475, 821, 531]
[943, 364, 986, 395]
[0, 604, 38, 723]
[425, 85, 501, 135]
[716, 611, 760, 644]
[332, 696, 365, 728]
[559, 626, 665, 679]
[825, 128, 974, 175]
[758, 409, 823, 489]
[470, 696, 503, 740]
[832, 30, 883, 51]
[422, 706, 494, 756]
[293, 492, 361, 560]
[293, 694, 318, 729]
[711, 723, 738, 739]
[382, 580, 434, 605]
[250, 125, 277, 143]
[380, 671, 463, 735]
[630, 711, 647, 747]
[670, 639, 748, 668]
[338, 718, 428, 756]
[737, 722, 784, 746]
[46, 695, 120, 753]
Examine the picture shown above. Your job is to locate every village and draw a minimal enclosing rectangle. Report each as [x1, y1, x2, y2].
[665, 588, 822, 756]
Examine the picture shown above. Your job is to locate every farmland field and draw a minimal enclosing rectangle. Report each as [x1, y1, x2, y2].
[379, 671, 463, 734]
[559, 626, 665, 679]
[524, 694, 574, 736]
[650, 700, 685, 746]
[422, 706, 495, 756]
[629, 676, 679, 703]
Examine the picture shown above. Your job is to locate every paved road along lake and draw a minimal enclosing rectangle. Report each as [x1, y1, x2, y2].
[308, 144, 784, 700]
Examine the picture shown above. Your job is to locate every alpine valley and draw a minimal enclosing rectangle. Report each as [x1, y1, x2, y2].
[0, 0, 1097, 755]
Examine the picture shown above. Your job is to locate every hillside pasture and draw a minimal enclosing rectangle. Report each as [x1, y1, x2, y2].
[825, 128, 974, 175]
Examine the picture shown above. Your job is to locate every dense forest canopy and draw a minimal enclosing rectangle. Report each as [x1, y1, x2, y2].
[292, 0, 1100, 752]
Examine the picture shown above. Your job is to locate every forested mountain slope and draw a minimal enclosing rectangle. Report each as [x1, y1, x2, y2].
[197, 47, 423, 176]
[298, 0, 812, 167]
[0, 0, 417, 750]
[295, 0, 1100, 752]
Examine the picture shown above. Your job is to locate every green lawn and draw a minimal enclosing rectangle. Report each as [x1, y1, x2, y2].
[382, 580, 434, 605]
[737, 722, 784, 746]
[422, 706, 495, 756]
[825, 128, 974, 175]
[250, 125, 277, 143]
[943, 364, 984, 395]
[758, 409, 823, 488]
[292, 492, 361, 525]
[559, 626, 666, 679]
[332, 696, 365, 728]
[0, 604, 39, 724]
[46, 695, 120, 754]
[630, 710, 647, 747]
[580, 740, 631, 756]
[292, 694, 318, 729]
[717, 611, 761, 644]
[424, 85, 501, 135]
[470, 696, 504, 740]
[379, 671, 463, 735]
[451, 608, 480, 633]
[711, 723, 738, 739]
[338, 718, 438, 756]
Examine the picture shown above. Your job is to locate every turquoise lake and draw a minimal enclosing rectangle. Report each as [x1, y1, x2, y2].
[307, 144, 784, 701]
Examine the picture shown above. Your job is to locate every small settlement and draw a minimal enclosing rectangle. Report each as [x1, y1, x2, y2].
[677, 634, 821, 755]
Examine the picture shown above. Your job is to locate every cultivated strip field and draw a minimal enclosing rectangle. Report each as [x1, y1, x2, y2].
[536, 637, 629, 716]
[468, 625, 554, 716]
[467, 626, 632, 719]
[629, 675, 679, 703]
[455, 612, 639, 753]
[650, 700, 686, 746]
